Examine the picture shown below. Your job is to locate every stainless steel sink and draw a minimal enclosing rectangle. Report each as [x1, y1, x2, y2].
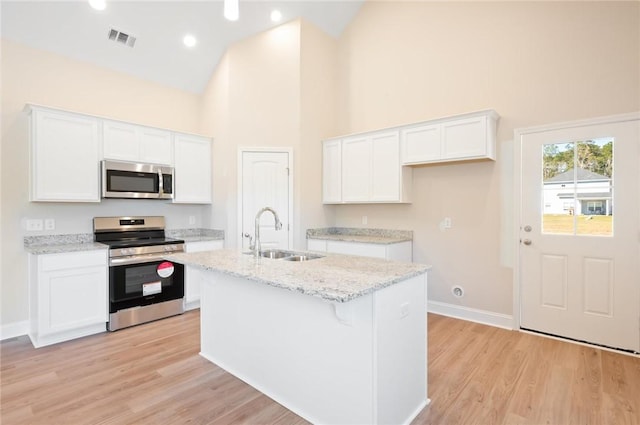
[249, 249, 323, 261]
[260, 250, 291, 259]
[282, 254, 323, 262]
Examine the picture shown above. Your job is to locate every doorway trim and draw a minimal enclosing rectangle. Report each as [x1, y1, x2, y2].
[237, 147, 294, 250]
[512, 111, 640, 331]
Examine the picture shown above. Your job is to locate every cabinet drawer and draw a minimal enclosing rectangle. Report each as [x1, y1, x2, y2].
[40, 250, 107, 272]
[326, 241, 387, 259]
[186, 240, 224, 253]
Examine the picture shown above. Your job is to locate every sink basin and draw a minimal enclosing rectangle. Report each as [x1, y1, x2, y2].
[248, 249, 324, 261]
[260, 250, 291, 259]
[283, 254, 323, 262]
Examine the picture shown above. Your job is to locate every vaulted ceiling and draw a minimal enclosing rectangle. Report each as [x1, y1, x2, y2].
[1, 0, 363, 93]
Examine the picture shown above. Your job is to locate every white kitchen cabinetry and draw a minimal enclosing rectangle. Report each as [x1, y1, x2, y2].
[324, 131, 411, 204]
[308, 239, 412, 262]
[184, 240, 224, 310]
[29, 106, 101, 202]
[173, 134, 212, 204]
[322, 139, 342, 203]
[103, 120, 173, 165]
[29, 250, 108, 348]
[401, 110, 499, 165]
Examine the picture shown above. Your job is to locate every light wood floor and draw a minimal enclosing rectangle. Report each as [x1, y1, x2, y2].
[1, 311, 638, 424]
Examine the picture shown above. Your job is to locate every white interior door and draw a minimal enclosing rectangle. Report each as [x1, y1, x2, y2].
[240, 150, 291, 251]
[518, 115, 639, 352]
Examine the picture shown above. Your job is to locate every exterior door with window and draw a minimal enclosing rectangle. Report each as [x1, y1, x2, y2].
[518, 115, 639, 352]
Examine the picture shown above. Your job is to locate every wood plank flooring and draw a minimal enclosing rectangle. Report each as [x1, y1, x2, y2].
[1, 311, 638, 424]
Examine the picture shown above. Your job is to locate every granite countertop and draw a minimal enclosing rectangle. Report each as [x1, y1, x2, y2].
[166, 228, 225, 243]
[306, 227, 413, 244]
[166, 249, 430, 303]
[24, 234, 108, 255]
[24, 228, 225, 254]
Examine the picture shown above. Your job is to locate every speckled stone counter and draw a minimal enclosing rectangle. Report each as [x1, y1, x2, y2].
[306, 227, 413, 244]
[166, 228, 225, 243]
[24, 234, 108, 254]
[166, 249, 429, 303]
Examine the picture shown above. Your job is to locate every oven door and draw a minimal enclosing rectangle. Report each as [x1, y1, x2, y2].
[109, 258, 184, 313]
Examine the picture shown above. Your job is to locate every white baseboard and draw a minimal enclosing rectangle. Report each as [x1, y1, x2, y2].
[0, 321, 29, 341]
[428, 301, 514, 330]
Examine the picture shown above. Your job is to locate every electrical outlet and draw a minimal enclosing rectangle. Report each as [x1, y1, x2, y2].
[26, 219, 43, 231]
[362, 215, 368, 225]
[44, 218, 55, 230]
[188, 215, 196, 225]
[444, 217, 452, 228]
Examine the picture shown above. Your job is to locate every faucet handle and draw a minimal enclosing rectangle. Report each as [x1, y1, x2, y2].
[243, 233, 255, 250]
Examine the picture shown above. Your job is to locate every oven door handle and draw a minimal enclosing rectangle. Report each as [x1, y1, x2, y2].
[110, 253, 177, 266]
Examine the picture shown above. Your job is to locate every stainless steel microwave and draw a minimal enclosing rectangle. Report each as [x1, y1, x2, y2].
[102, 160, 174, 200]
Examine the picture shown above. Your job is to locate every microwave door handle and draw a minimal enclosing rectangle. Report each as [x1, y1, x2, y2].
[158, 170, 164, 197]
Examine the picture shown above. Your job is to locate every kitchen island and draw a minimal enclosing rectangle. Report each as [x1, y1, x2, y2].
[167, 249, 431, 425]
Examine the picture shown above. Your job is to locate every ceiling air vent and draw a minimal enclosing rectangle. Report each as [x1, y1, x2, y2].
[108, 28, 136, 48]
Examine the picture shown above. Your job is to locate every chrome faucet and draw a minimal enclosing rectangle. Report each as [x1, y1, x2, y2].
[253, 207, 282, 258]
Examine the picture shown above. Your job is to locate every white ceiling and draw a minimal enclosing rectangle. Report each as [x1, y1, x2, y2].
[1, 0, 363, 93]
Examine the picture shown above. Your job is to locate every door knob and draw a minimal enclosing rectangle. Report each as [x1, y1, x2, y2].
[523, 239, 532, 246]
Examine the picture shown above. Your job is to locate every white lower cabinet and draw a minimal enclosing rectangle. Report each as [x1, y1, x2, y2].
[29, 250, 108, 348]
[184, 240, 224, 310]
[307, 239, 412, 262]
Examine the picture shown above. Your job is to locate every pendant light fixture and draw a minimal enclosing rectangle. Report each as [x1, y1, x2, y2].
[224, 0, 239, 21]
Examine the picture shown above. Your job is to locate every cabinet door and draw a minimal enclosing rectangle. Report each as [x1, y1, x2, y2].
[103, 120, 139, 161]
[371, 131, 400, 201]
[342, 135, 371, 202]
[39, 266, 107, 336]
[441, 116, 488, 160]
[401, 123, 441, 164]
[322, 139, 342, 203]
[174, 134, 212, 204]
[31, 108, 100, 202]
[138, 127, 172, 165]
[185, 240, 223, 309]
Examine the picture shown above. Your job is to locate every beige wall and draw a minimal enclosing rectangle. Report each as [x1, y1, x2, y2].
[0, 39, 205, 328]
[333, 1, 639, 315]
[3, 1, 638, 332]
[201, 19, 334, 250]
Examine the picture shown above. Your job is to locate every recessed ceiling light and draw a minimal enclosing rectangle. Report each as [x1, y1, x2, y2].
[224, 0, 239, 21]
[88, 0, 106, 11]
[270, 10, 282, 22]
[183, 34, 197, 48]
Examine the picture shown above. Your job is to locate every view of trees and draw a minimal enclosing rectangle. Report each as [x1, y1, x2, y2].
[542, 139, 613, 180]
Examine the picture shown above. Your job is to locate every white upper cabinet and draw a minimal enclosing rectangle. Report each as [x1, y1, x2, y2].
[401, 110, 499, 165]
[173, 133, 212, 204]
[342, 134, 372, 202]
[29, 106, 101, 202]
[324, 130, 411, 204]
[322, 139, 342, 203]
[401, 123, 441, 164]
[103, 120, 173, 165]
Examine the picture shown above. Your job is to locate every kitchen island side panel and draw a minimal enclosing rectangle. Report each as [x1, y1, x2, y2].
[200, 271, 375, 425]
[199, 271, 428, 425]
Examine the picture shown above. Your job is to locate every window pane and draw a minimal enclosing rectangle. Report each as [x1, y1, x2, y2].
[542, 142, 575, 234]
[541, 138, 613, 236]
[575, 138, 613, 236]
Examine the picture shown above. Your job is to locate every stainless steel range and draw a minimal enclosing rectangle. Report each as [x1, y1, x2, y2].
[94, 216, 185, 331]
